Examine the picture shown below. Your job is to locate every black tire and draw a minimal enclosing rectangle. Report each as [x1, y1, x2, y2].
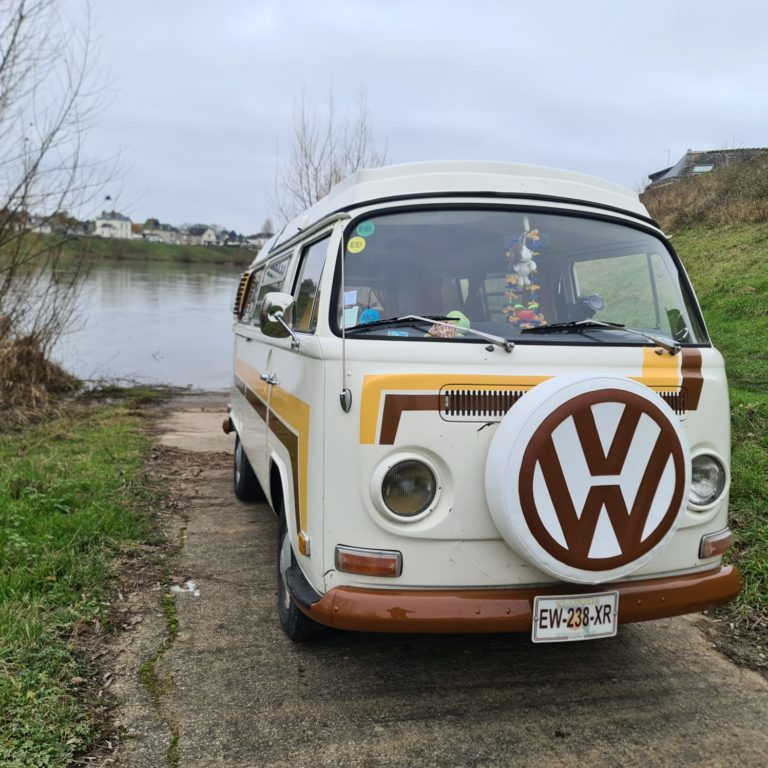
[233, 434, 266, 502]
[277, 508, 322, 641]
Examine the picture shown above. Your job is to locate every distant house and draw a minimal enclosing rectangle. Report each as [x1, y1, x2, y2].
[201, 227, 218, 246]
[245, 230, 274, 251]
[29, 215, 52, 235]
[181, 225, 218, 247]
[143, 222, 182, 245]
[28, 212, 88, 236]
[0, 208, 29, 234]
[646, 148, 767, 189]
[94, 211, 132, 239]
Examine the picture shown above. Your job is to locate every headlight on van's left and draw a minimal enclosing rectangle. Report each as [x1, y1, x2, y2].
[382, 460, 436, 517]
[689, 454, 726, 506]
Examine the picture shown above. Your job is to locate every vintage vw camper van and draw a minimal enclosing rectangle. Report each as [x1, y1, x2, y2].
[227, 161, 740, 642]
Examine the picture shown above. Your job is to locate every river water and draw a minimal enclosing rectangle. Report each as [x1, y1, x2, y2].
[52, 260, 242, 390]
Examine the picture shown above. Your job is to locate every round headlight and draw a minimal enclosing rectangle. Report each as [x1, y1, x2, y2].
[382, 460, 436, 517]
[689, 454, 726, 506]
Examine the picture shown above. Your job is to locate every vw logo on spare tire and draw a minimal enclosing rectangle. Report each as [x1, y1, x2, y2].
[485, 374, 691, 584]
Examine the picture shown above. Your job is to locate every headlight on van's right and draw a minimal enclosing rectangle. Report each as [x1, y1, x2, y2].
[689, 454, 726, 506]
[382, 460, 436, 517]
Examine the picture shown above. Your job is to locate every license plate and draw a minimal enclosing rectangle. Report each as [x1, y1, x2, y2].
[532, 592, 618, 643]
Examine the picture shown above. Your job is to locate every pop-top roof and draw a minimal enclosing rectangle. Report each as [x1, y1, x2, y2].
[271, 161, 650, 250]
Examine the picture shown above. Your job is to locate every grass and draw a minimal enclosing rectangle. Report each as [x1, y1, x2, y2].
[65, 235, 254, 265]
[20, 233, 255, 266]
[0, 403, 154, 766]
[728, 392, 768, 619]
[672, 225, 768, 392]
[671, 222, 768, 622]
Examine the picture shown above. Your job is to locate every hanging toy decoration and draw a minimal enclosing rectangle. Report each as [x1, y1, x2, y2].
[502, 229, 547, 330]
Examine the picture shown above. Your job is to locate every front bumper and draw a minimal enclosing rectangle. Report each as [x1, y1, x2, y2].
[296, 565, 741, 633]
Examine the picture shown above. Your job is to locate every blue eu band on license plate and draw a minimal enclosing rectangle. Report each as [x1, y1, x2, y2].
[532, 592, 619, 643]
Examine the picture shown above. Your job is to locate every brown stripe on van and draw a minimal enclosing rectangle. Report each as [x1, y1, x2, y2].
[237, 375, 301, 536]
[237, 375, 267, 420]
[268, 415, 302, 536]
[680, 348, 703, 410]
[380, 393, 441, 444]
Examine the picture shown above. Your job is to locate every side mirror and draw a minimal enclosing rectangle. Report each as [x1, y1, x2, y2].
[260, 292, 299, 347]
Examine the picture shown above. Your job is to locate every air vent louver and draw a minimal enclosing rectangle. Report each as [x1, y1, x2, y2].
[440, 387, 529, 422]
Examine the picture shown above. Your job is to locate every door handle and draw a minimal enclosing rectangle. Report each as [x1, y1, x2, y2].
[260, 373, 279, 386]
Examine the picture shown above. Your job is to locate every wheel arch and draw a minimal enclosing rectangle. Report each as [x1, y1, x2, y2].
[269, 453, 290, 520]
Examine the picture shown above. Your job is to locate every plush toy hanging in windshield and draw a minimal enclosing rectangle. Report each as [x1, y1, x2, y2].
[503, 227, 546, 330]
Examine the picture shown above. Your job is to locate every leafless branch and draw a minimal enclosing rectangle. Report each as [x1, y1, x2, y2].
[0, 0, 110, 389]
[270, 86, 388, 223]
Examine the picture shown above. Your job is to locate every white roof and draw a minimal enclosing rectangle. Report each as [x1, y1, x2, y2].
[273, 161, 651, 250]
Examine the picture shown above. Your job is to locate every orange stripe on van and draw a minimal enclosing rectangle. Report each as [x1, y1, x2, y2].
[235, 360, 311, 552]
[632, 347, 681, 391]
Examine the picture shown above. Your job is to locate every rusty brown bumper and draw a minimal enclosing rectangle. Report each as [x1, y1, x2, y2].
[300, 565, 741, 633]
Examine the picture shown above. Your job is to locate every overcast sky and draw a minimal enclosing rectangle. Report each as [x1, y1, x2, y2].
[70, 0, 768, 233]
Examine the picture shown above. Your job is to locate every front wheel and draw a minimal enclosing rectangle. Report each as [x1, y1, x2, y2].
[233, 434, 266, 502]
[277, 509, 322, 641]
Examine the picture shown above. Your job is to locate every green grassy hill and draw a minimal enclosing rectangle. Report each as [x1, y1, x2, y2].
[643, 165, 768, 629]
[59, 235, 254, 265]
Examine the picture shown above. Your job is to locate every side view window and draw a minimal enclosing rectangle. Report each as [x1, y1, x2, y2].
[241, 268, 264, 322]
[252, 256, 290, 325]
[292, 236, 329, 333]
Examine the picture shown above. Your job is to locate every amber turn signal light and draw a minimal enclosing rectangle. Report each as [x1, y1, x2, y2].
[699, 528, 733, 559]
[335, 545, 403, 577]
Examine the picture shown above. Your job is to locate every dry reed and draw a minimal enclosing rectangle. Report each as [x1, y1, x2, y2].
[641, 152, 768, 232]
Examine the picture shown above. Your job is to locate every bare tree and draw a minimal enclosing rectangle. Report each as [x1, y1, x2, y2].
[0, 0, 107, 410]
[271, 88, 388, 223]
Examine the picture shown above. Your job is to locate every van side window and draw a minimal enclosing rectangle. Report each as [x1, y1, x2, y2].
[292, 236, 329, 333]
[239, 268, 263, 322]
[252, 256, 291, 325]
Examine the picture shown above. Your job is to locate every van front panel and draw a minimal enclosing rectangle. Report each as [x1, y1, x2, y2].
[320, 342, 730, 592]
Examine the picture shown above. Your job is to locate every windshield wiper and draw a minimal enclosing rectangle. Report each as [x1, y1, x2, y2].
[346, 314, 452, 333]
[347, 314, 514, 353]
[520, 320, 680, 355]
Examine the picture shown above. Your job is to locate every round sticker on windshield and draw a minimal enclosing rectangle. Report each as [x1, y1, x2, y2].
[356, 221, 376, 237]
[347, 237, 366, 253]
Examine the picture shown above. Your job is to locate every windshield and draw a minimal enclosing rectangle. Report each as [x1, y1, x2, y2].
[334, 208, 707, 345]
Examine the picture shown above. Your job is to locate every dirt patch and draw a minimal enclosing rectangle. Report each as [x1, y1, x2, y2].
[698, 612, 768, 679]
[81, 443, 187, 766]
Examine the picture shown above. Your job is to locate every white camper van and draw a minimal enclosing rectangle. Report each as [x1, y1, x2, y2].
[227, 161, 740, 642]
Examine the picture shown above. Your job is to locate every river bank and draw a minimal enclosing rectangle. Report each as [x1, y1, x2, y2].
[35, 234, 255, 266]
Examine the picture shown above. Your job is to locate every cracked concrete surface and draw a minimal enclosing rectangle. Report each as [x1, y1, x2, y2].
[109, 395, 768, 767]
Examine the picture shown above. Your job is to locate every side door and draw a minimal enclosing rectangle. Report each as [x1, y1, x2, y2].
[265, 234, 330, 557]
[235, 254, 292, 487]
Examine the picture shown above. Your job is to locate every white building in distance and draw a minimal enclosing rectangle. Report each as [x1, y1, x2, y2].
[94, 211, 132, 239]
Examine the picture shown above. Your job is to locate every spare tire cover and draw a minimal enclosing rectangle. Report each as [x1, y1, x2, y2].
[485, 374, 691, 584]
